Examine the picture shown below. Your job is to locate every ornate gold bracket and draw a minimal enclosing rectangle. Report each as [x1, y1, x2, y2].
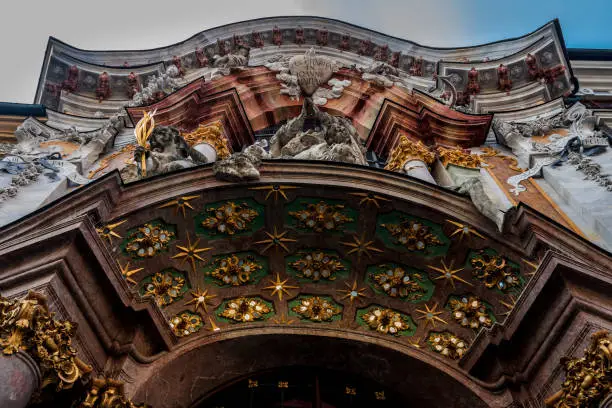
[436, 146, 483, 169]
[384, 135, 435, 172]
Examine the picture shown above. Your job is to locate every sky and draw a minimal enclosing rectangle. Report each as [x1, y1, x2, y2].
[1, 0, 611, 103]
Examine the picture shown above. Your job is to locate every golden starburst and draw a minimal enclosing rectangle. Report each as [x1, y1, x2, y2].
[158, 195, 199, 218]
[264, 273, 298, 300]
[272, 313, 295, 325]
[446, 220, 485, 241]
[249, 185, 298, 201]
[118, 261, 143, 285]
[500, 295, 518, 317]
[349, 192, 391, 208]
[416, 303, 448, 329]
[341, 233, 383, 259]
[171, 232, 212, 272]
[97, 219, 127, 245]
[254, 227, 296, 253]
[207, 316, 221, 332]
[522, 258, 540, 277]
[337, 280, 368, 304]
[428, 260, 472, 289]
[184, 288, 216, 313]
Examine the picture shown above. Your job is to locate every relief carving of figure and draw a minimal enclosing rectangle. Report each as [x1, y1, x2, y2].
[390, 52, 401, 68]
[195, 47, 209, 68]
[526, 53, 541, 80]
[213, 45, 250, 75]
[358, 39, 373, 56]
[95, 72, 111, 102]
[295, 26, 305, 45]
[251, 31, 264, 48]
[61, 65, 79, 93]
[466, 67, 480, 96]
[316, 28, 328, 47]
[409, 57, 423, 76]
[127, 72, 139, 99]
[497, 64, 512, 93]
[172, 56, 185, 77]
[339, 34, 351, 51]
[273, 26, 283, 46]
[374, 44, 389, 62]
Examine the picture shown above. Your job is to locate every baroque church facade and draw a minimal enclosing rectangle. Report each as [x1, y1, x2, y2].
[0, 16, 611, 408]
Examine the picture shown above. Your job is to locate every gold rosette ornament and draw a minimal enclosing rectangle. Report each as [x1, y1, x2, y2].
[134, 109, 157, 177]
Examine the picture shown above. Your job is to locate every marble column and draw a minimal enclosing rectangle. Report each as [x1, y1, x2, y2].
[0, 352, 41, 408]
[403, 159, 436, 184]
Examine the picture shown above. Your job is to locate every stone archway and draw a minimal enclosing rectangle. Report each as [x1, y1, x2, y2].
[132, 329, 492, 408]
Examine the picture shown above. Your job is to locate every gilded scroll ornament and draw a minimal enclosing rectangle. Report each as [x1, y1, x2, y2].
[168, 311, 203, 337]
[470, 252, 522, 292]
[385, 135, 435, 172]
[219, 297, 272, 323]
[427, 331, 469, 360]
[369, 265, 427, 300]
[290, 251, 345, 282]
[448, 295, 494, 329]
[140, 270, 187, 307]
[291, 296, 341, 322]
[80, 377, 149, 408]
[436, 146, 483, 169]
[0, 292, 92, 392]
[545, 331, 611, 408]
[480, 146, 523, 172]
[289, 201, 353, 232]
[125, 223, 174, 257]
[361, 307, 411, 336]
[381, 218, 443, 251]
[182, 122, 231, 159]
[209, 253, 263, 286]
[201, 201, 259, 235]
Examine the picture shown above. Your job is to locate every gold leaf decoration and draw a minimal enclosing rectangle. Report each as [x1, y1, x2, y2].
[436, 146, 483, 169]
[201, 201, 258, 235]
[125, 223, 174, 258]
[290, 251, 345, 282]
[448, 295, 494, 330]
[219, 297, 272, 323]
[470, 252, 522, 292]
[209, 253, 263, 286]
[182, 122, 231, 159]
[385, 135, 435, 171]
[369, 265, 427, 300]
[427, 331, 469, 360]
[168, 311, 203, 337]
[140, 271, 187, 307]
[291, 296, 341, 322]
[289, 201, 353, 232]
[80, 377, 149, 408]
[381, 219, 443, 251]
[361, 307, 410, 336]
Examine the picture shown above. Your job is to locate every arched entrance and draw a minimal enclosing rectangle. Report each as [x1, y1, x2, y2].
[133, 331, 491, 408]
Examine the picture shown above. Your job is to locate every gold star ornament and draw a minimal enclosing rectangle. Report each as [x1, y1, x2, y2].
[118, 261, 143, 285]
[185, 288, 216, 313]
[416, 303, 448, 329]
[337, 280, 368, 304]
[428, 260, 472, 289]
[158, 195, 199, 218]
[249, 185, 298, 201]
[349, 192, 391, 208]
[254, 227, 296, 253]
[264, 273, 298, 300]
[97, 219, 127, 245]
[341, 233, 383, 259]
[172, 232, 212, 272]
[446, 219, 485, 241]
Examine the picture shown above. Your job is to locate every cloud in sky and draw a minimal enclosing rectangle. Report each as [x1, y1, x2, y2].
[0, 0, 610, 103]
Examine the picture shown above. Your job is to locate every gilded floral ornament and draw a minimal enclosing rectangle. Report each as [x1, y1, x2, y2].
[545, 331, 612, 408]
[369, 265, 427, 300]
[140, 270, 188, 307]
[0, 292, 92, 392]
[97, 219, 126, 245]
[436, 146, 483, 169]
[470, 252, 522, 292]
[209, 253, 263, 286]
[201, 201, 259, 235]
[80, 377, 149, 408]
[168, 311, 203, 337]
[291, 296, 341, 322]
[289, 201, 353, 232]
[182, 122, 231, 159]
[219, 297, 272, 323]
[427, 331, 469, 360]
[381, 218, 443, 251]
[447, 295, 494, 329]
[125, 223, 174, 258]
[361, 307, 411, 336]
[290, 251, 345, 282]
[384, 135, 435, 172]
